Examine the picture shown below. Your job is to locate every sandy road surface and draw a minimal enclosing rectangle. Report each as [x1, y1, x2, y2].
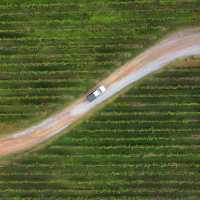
[0, 28, 200, 157]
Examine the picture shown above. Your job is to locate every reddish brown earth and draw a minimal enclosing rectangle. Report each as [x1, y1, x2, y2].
[0, 28, 200, 157]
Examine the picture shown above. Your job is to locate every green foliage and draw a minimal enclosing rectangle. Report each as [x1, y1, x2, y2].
[0, 0, 200, 135]
[0, 0, 200, 199]
[1, 58, 200, 199]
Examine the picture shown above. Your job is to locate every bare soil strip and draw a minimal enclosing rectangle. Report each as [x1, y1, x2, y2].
[0, 28, 200, 156]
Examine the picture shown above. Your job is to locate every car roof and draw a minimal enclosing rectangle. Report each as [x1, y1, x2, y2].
[93, 90, 100, 96]
[99, 85, 106, 93]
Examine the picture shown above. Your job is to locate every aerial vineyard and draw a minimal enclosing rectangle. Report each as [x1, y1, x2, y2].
[0, 58, 200, 199]
[0, 0, 200, 199]
[0, 0, 199, 135]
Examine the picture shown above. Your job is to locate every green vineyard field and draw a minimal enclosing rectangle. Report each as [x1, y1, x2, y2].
[1, 58, 200, 199]
[0, 0, 199, 135]
[0, 0, 200, 199]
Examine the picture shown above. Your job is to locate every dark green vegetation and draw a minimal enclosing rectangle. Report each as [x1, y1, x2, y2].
[0, 0, 200, 135]
[1, 0, 200, 199]
[1, 57, 200, 199]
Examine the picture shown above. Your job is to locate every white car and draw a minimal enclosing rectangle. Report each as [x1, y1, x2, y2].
[87, 85, 106, 102]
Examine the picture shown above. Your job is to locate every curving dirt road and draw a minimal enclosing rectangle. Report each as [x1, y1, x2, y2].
[0, 28, 200, 157]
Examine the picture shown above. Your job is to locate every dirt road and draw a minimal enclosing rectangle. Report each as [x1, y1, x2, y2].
[0, 28, 200, 157]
